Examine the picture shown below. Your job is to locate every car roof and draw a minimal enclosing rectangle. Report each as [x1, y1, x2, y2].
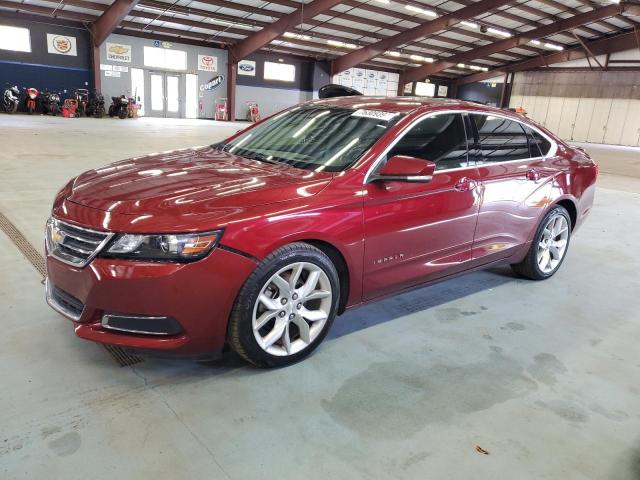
[305, 96, 496, 114]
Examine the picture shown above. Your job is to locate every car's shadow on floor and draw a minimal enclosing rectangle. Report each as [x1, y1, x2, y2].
[195, 266, 520, 371]
[326, 266, 518, 341]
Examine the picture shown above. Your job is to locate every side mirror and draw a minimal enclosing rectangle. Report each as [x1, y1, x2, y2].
[371, 155, 436, 183]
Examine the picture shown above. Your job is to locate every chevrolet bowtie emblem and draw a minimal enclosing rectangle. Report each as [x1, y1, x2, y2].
[51, 227, 64, 244]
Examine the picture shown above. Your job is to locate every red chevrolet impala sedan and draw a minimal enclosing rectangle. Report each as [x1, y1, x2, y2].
[45, 97, 597, 366]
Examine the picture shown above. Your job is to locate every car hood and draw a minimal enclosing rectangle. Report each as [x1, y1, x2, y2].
[66, 146, 332, 216]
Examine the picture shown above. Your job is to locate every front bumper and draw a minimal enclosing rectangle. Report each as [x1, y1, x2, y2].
[45, 247, 257, 355]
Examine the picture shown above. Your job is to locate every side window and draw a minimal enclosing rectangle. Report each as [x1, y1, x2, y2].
[387, 113, 468, 171]
[471, 114, 531, 163]
[523, 125, 552, 157]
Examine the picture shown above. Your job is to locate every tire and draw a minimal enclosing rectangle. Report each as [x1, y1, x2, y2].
[228, 242, 340, 367]
[118, 108, 127, 119]
[51, 104, 59, 116]
[511, 205, 571, 280]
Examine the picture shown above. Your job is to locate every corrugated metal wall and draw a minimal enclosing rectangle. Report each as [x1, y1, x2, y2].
[509, 71, 640, 146]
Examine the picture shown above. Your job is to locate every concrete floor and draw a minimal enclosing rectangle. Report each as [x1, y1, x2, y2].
[1, 115, 639, 480]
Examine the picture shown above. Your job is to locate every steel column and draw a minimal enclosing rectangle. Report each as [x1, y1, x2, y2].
[227, 60, 237, 122]
[229, 0, 344, 62]
[91, 0, 141, 46]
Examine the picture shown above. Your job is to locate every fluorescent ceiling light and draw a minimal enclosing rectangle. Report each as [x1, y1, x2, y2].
[284, 31, 311, 41]
[386, 51, 401, 57]
[460, 21, 478, 29]
[207, 18, 255, 29]
[469, 65, 482, 70]
[457, 63, 466, 68]
[326, 39, 359, 49]
[544, 42, 564, 51]
[487, 27, 511, 37]
[529, 39, 541, 46]
[405, 5, 437, 17]
[374, 0, 390, 3]
[410, 54, 433, 62]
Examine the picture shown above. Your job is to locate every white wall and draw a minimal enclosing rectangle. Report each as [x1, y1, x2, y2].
[235, 85, 313, 120]
[508, 58, 640, 146]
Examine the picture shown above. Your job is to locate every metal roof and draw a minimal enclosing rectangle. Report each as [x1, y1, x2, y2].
[1, 0, 638, 81]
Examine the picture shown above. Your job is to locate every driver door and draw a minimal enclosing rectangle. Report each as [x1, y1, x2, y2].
[362, 112, 481, 300]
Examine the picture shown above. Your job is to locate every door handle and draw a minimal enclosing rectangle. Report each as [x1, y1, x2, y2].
[526, 169, 540, 181]
[454, 177, 477, 192]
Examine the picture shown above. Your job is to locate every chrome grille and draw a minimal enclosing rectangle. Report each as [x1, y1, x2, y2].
[45, 217, 113, 267]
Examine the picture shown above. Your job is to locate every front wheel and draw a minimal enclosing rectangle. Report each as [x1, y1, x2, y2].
[118, 108, 127, 119]
[511, 205, 571, 280]
[228, 243, 340, 367]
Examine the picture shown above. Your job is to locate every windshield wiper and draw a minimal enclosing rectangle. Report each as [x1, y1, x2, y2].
[241, 151, 281, 165]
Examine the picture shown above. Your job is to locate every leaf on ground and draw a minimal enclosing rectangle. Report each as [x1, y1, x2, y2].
[475, 445, 490, 455]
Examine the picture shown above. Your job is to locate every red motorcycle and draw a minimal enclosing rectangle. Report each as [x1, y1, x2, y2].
[25, 87, 39, 114]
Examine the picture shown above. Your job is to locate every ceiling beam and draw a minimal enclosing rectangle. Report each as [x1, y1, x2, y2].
[330, 0, 513, 75]
[401, 3, 627, 84]
[456, 30, 639, 85]
[91, 0, 141, 46]
[228, 0, 344, 62]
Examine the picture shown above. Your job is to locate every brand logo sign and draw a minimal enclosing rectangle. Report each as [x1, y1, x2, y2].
[198, 54, 217, 72]
[154, 40, 173, 48]
[106, 43, 132, 63]
[47, 34, 77, 56]
[238, 60, 256, 76]
[201, 75, 225, 91]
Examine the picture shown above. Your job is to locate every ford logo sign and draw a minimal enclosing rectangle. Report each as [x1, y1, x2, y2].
[239, 64, 254, 72]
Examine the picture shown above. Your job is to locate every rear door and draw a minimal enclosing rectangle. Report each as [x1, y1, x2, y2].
[362, 112, 481, 300]
[468, 113, 559, 262]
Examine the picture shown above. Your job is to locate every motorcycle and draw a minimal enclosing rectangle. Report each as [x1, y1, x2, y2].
[74, 88, 89, 117]
[41, 91, 61, 116]
[2, 84, 20, 113]
[108, 95, 129, 119]
[25, 87, 40, 114]
[86, 91, 105, 118]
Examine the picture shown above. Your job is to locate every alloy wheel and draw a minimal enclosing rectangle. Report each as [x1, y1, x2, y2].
[252, 262, 332, 356]
[537, 213, 569, 274]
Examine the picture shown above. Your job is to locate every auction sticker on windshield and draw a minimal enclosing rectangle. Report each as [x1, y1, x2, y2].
[351, 110, 399, 121]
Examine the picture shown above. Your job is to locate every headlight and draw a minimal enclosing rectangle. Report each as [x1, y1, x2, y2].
[102, 230, 222, 262]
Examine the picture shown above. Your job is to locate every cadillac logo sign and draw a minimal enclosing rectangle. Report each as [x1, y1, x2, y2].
[47, 33, 77, 56]
[53, 36, 72, 54]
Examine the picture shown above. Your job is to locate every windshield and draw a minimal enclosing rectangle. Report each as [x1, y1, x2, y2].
[221, 106, 404, 172]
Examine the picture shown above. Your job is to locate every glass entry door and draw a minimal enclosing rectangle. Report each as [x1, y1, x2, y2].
[149, 72, 183, 118]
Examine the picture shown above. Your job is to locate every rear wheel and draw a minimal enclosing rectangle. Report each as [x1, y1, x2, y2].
[118, 108, 127, 119]
[228, 243, 339, 367]
[512, 205, 571, 280]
